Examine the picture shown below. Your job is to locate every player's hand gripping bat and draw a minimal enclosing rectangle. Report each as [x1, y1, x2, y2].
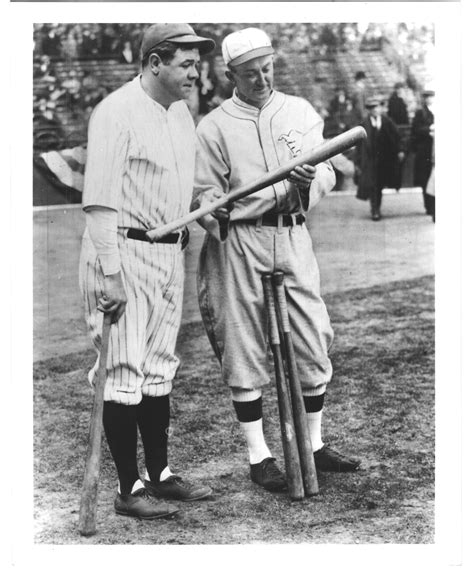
[78, 313, 112, 536]
[146, 126, 367, 242]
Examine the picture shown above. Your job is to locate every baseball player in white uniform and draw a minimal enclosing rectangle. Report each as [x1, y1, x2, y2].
[193, 28, 360, 492]
[79, 24, 216, 520]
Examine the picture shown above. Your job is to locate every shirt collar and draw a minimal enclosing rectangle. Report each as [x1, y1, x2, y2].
[370, 115, 381, 129]
[133, 74, 180, 114]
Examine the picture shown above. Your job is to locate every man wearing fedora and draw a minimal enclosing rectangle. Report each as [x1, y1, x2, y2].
[192, 27, 360, 493]
[79, 24, 216, 520]
[411, 88, 435, 216]
[355, 95, 404, 220]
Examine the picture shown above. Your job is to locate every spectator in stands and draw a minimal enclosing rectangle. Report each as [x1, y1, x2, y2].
[388, 82, 409, 125]
[120, 41, 135, 64]
[411, 88, 435, 215]
[351, 71, 368, 123]
[328, 87, 357, 135]
[60, 69, 82, 114]
[388, 82, 410, 190]
[354, 96, 404, 221]
[197, 59, 217, 117]
[360, 24, 383, 51]
[82, 72, 109, 113]
[319, 25, 338, 52]
[101, 24, 120, 55]
[40, 24, 63, 57]
[80, 25, 101, 58]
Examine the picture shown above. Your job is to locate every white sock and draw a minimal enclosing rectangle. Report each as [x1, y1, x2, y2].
[118, 479, 144, 494]
[307, 411, 324, 452]
[240, 419, 272, 464]
[143, 466, 174, 482]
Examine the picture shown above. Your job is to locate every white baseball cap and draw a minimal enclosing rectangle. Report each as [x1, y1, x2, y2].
[222, 27, 274, 67]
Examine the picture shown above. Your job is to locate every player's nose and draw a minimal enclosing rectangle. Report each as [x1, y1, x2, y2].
[188, 65, 199, 80]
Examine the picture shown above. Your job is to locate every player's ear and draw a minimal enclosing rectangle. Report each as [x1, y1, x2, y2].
[148, 53, 163, 75]
[225, 70, 235, 84]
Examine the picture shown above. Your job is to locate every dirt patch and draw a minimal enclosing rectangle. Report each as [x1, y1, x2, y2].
[33, 275, 434, 544]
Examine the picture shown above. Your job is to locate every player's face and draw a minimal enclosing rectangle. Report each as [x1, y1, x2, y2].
[158, 47, 201, 102]
[230, 54, 274, 109]
[368, 104, 382, 118]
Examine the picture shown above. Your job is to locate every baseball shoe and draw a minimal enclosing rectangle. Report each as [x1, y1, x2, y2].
[313, 445, 361, 473]
[144, 475, 212, 502]
[114, 487, 180, 520]
[250, 457, 287, 491]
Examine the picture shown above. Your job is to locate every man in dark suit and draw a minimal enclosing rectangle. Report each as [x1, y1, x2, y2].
[411, 89, 435, 215]
[351, 70, 368, 123]
[387, 82, 409, 126]
[387, 82, 410, 191]
[355, 96, 404, 220]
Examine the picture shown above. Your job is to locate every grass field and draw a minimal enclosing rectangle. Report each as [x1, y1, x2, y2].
[33, 274, 434, 544]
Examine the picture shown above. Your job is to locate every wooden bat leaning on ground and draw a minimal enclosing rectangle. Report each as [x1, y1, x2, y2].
[262, 274, 305, 500]
[78, 313, 112, 537]
[146, 126, 367, 242]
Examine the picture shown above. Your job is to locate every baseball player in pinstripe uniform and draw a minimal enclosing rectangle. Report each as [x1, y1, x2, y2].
[193, 28, 360, 492]
[79, 24, 216, 520]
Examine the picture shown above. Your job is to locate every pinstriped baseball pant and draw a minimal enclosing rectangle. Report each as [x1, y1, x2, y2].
[79, 231, 184, 405]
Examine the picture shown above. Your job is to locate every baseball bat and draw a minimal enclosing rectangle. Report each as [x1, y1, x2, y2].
[147, 126, 366, 242]
[78, 313, 112, 537]
[272, 271, 319, 497]
[262, 275, 305, 501]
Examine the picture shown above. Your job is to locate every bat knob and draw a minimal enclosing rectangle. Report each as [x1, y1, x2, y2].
[272, 270, 285, 286]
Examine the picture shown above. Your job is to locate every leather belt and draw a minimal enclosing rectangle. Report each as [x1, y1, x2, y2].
[258, 212, 306, 227]
[125, 227, 189, 249]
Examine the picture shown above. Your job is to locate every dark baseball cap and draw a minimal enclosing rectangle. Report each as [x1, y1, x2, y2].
[140, 23, 215, 59]
[365, 96, 384, 108]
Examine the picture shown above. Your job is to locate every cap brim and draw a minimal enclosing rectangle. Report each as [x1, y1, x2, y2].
[170, 34, 216, 55]
[227, 46, 274, 67]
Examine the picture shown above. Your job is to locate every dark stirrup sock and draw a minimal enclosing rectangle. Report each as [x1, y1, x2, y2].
[102, 401, 140, 495]
[137, 395, 170, 482]
[233, 397, 263, 423]
[303, 393, 325, 414]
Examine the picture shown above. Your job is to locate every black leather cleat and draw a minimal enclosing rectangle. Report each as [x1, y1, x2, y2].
[144, 475, 212, 502]
[250, 457, 287, 491]
[313, 445, 361, 472]
[114, 487, 180, 519]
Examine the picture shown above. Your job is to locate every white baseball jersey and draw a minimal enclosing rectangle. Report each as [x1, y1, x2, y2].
[194, 90, 335, 392]
[79, 75, 196, 405]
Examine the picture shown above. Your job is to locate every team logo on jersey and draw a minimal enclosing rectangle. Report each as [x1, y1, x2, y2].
[278, 130, 303, 157]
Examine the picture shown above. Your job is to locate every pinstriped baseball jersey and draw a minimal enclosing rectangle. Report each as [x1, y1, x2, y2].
[83, 75, 195, 229]
[79, 75, 195, 405]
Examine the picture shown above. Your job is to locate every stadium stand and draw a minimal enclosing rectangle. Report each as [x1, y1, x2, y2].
[32, 23, 433, 202]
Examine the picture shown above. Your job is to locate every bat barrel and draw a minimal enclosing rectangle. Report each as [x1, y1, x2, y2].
[272, 271, 319, 497]
[147, 126, 367, 242]
[262, 274, 304, 500]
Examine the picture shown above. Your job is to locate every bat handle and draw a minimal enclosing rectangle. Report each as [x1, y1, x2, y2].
[262, 274, 280, 345]
[272, 271, 319, 497]
[272, 271, 290, 333]
[78, 313, 112, 537]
